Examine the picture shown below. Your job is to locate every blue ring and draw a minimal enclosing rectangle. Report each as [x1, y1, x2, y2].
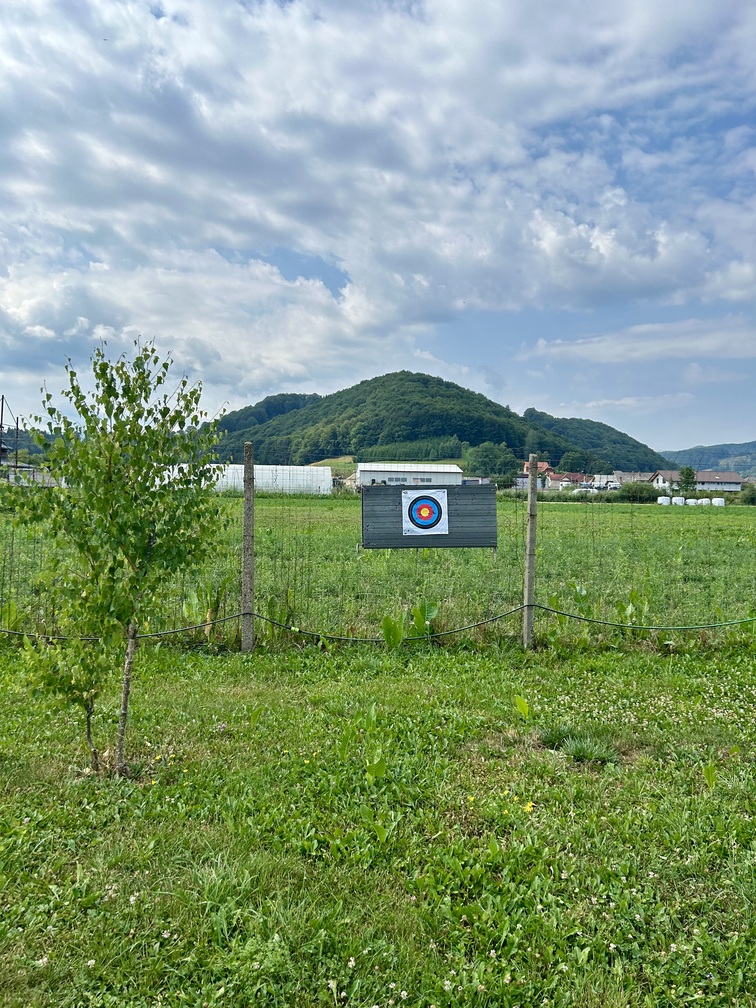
[408, 495, 442, 529]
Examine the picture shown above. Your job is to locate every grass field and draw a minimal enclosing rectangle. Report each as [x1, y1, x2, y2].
[1, 493, 755, 1004]
[2, 636, 756, 1007]
[2, 494, 756, 647]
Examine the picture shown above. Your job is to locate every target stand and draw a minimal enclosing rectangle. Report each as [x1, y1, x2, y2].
[361, 484, 497, 549]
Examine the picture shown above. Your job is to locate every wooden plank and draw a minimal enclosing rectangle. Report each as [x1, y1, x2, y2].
[361, 484, 497, 549]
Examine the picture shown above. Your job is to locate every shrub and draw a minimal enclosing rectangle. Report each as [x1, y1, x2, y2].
[616, 481, 659, 503]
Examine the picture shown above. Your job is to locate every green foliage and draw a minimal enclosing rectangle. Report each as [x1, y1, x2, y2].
[524, 406, 670, 471]
[701, 762, 717, 789]
[407, 600, 438, 640]
[557, 450, 612, 474]
[678, 466, 697, 494]
[358, 435, 465, 462]
[616, 480, 659, 502]
[662, 438, 756, 475]
[615, 587, 651, 627]
[218, 371, 586, 466]
[215, 372, 670, 471]
[0, 426, 48, 457]
[380, 613, 405, 649]
[2, 341, 222, 773]
[539, 724, 621, 765]
[217, 392, 320, 437]
[739, 482, 756, 505]
[381, 601, 439, 648]
[559, 733, 621, 764]
[464, 441, 518, 482]
[514, 694, 530, 720]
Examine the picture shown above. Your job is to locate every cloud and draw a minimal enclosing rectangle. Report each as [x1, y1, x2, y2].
[524, 316, 756, 364]
[573, 392, 695, 414]
[682, 361, 742, 384]
[0, 0, 755, 441]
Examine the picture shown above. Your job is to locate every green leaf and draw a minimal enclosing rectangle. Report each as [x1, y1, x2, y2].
[514, 695, 530, 720]
[381, 614, 404, 649]
[365, 755, 387, 780]
[373, 822, 389, 844]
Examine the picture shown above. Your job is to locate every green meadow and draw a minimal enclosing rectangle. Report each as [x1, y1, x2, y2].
[1, 497, 755, 1006]
[3, 495, 755, 644]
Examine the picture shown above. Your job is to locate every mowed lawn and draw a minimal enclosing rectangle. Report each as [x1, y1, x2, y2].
[2, 636, 756, 1007]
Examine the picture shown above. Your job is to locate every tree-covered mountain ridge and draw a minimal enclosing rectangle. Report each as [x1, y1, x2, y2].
[216, 371, 671, 471]
[662, 440, 756, 478]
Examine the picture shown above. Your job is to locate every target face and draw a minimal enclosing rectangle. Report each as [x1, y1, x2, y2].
[409, 496, 442, 529]
[402, 489, 449, 536]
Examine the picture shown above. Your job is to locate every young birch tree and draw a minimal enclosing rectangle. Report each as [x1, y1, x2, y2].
[7, 342, 222, 775]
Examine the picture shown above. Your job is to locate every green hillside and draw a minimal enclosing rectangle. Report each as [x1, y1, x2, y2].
[218, 392, 320, 434]
[216, 371, 667, 471]
[662, 440, 756, 478]
[218, 371, 580, 465]
[523, 408, 671, 472]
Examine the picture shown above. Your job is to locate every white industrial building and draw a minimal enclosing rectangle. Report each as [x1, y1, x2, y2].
[355, 462, 464, 487]
[214, 464, 332, 495]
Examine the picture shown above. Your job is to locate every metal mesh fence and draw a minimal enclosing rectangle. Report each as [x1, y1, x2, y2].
[1, 487, 754, 648]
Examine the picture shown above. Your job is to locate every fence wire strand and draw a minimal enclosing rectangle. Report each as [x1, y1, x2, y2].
[2, 604, 755, 646]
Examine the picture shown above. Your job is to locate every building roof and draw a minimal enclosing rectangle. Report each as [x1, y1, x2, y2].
[356, 462, 463, 473]
[613, 471, 654, 482]
[649, 470, 680, 481]
[695, 470, 743, 482]
[650, 469, 743, 483]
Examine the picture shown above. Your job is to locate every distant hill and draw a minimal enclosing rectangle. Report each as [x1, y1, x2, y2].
[216, 371, 668, 471]
[662, 440, 756, 478]
[218, 392, 321, 433]
[523, 408, 671, 472]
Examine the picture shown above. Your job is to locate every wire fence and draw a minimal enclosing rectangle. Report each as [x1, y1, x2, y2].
[1, 489, 755, 649]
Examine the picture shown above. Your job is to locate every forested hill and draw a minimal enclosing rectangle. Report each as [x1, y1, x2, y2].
[217, 392, 321, 433]
[216, 371, 667, 470]
[523, 408, 671, 472]
[661, 440, 756, 477]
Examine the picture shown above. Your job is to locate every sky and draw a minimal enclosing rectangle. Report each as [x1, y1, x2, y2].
[1, 0, 755, 453]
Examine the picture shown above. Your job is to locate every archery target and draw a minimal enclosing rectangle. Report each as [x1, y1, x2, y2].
[402, 489, 449, 535]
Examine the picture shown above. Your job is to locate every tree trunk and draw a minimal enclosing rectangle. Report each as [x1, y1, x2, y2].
[115, 621, 139, 777]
